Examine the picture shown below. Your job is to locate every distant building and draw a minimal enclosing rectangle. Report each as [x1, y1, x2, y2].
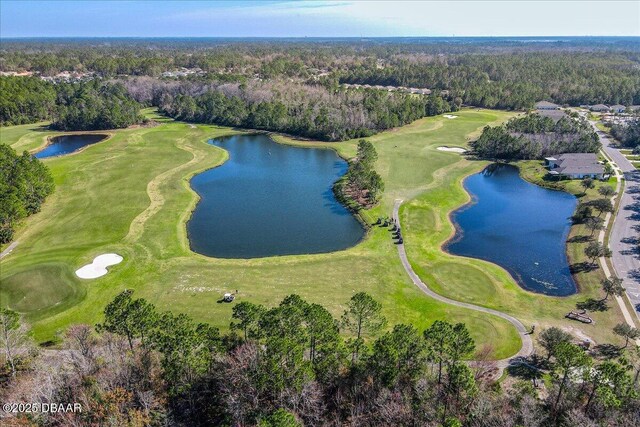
[535, 101, 560, 110]
[590, 104, 610, 112]
[545, 153, 605, 180]
[610, 104, 626, 113]
[536, 109, 567, 122]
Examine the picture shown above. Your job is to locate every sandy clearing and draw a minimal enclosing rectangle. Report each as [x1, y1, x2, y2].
[76, 253, 123, 279]
[443, 114, 458, 119]
[437, 146, 467, 153]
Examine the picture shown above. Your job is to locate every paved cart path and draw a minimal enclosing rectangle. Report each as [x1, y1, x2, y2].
[392, 200, 534, 369]
[0, 241, 18, 260]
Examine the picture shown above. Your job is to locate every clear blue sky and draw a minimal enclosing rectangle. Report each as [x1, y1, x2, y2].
[1, 0, 638, 38]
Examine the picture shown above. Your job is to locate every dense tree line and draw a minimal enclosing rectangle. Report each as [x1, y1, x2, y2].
[610, 117, 640, 149]
[0, 76, 57, 125]
[471, 113, 600, 160]
[335, 140, 384, 209]
[0, 144, 54, 243]
[2, 292, 639, 426]
[2, 39, 638, 111]
[52, 80, 142, 131]
[338, 52, 640, 109]
[0, 76, 142, 130]
[150, 78, 451, 141]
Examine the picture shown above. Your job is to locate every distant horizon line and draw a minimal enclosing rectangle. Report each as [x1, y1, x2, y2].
[2, 35, 639, 40]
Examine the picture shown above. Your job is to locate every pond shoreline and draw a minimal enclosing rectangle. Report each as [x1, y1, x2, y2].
[186, 133, 366, 259]
[445, 163, 578, 296]
[33, 132, 111, 159]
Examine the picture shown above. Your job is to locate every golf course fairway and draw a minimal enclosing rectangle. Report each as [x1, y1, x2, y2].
[0, 108, 627, 356]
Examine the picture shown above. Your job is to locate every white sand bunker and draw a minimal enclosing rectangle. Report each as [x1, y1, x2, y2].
[76, 253, 123, 279]
[443, 114, 458, 119]
[437, 146, 467, 153]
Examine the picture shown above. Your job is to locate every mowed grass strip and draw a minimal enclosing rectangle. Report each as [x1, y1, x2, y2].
[4, 108, 608, 358]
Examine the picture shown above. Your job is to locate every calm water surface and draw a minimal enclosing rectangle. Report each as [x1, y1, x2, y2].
[446, 164, 577, 296]
[187, 134, 365, 258]
[35, 134, 107, 159]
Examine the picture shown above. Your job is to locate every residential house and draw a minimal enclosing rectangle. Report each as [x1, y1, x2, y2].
[535, 101, 560, 110]
[536, 109, 567, 122]
[590, 104, 610, 112]
[545, 153, 605, 179]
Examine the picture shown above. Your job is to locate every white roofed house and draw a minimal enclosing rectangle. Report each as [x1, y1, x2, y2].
[610, 104, 626, 113]
[545, 153, 605, 180]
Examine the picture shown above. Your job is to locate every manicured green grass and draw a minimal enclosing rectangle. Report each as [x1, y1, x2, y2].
[1, 110, 524, 358]
[0, 121, 51, 152]
[0, 108, 625, 358]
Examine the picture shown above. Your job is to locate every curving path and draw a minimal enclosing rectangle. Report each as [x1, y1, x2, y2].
[0, 241, 18, 260]
[393, 199, 534, 368]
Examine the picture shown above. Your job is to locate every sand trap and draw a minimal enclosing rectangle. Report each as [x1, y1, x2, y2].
[443, 114, 458, 119]
[76, 253, 123, 279]
[437, 146, 467, 153]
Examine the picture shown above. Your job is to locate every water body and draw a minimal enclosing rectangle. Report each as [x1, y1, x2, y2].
[187, 134, 365, 258]
[35, 134, 107, 159]
[446, 164, 578, 296]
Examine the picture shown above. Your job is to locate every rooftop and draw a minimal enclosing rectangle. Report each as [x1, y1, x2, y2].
[549, 153, 604, 175]
[535, 101, 560, 109]
[536, 109, 567, 122]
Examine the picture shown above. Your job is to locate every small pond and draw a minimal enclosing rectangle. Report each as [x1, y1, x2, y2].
[35, 134, 108, 159]
[446, 164, 578, 296]
[187, 134, 365, 258]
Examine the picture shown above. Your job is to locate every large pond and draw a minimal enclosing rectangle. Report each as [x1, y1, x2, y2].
[446, 164, 578, 296]
[35, 134, 107, 159]
[187, 134, 365, 258]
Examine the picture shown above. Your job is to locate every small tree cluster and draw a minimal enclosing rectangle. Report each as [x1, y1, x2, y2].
[338, 139, 384, 208]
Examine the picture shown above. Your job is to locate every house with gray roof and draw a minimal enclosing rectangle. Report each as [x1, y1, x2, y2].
[536, 109, 567, 122]
[535, 101, 560, 110]
[610, 104, 626, 113]
[545, 153, 604, 179]
[590, 104, 610, 112]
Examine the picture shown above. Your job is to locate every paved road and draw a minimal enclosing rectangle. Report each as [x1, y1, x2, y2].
[392, 200, 534, 369]
[0, 241, 18, 260]
[594, 127, 640, 320]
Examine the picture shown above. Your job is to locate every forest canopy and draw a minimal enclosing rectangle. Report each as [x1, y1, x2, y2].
[2, 291, 639, 426]
[471, 113, 600, 160]
[0, 144, 54, 243]
[2, 38, 639, 111]
[0, 77, 142, 130]
[152, 79, 452, 141]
